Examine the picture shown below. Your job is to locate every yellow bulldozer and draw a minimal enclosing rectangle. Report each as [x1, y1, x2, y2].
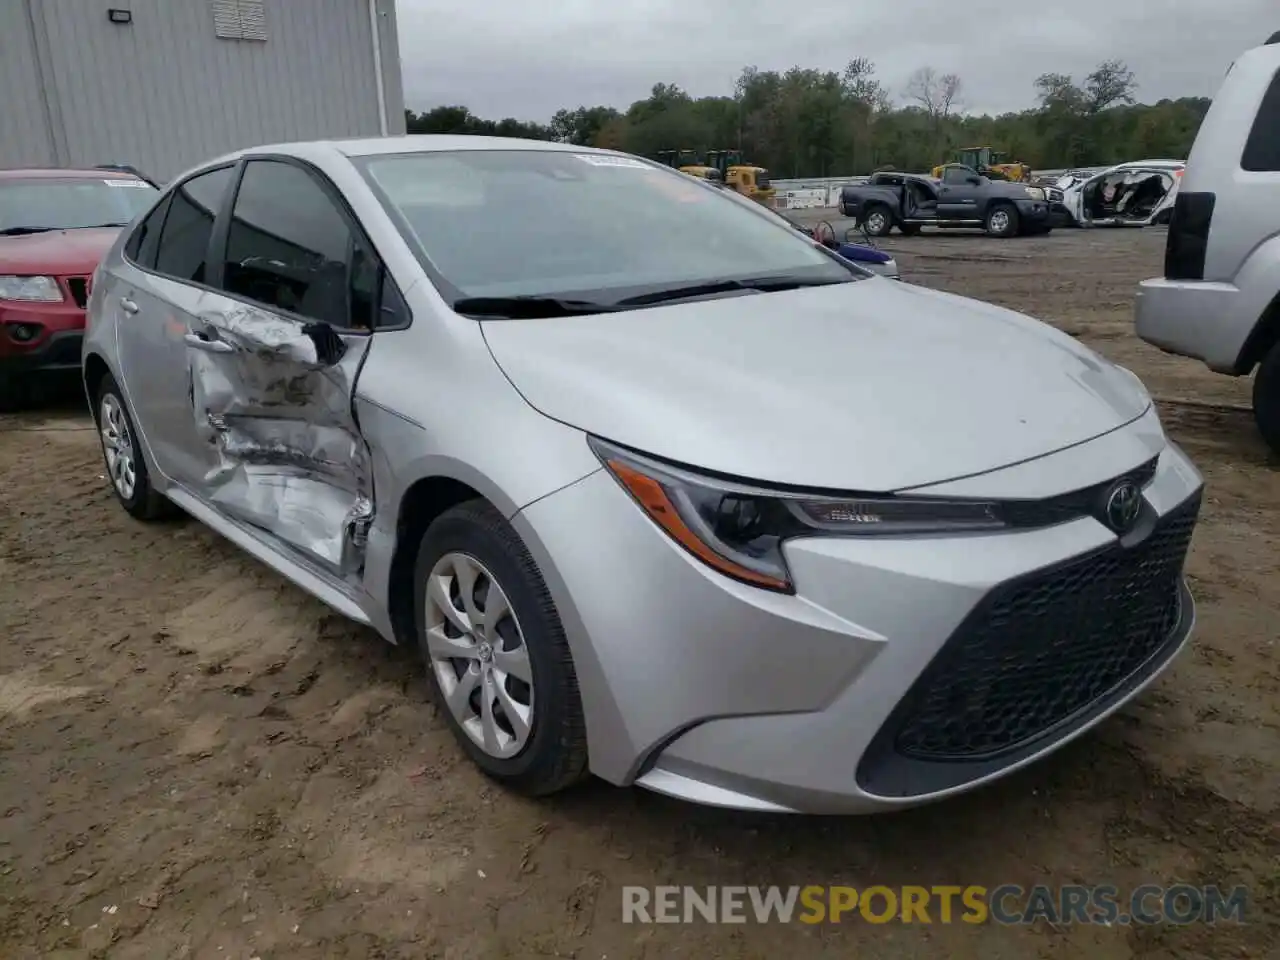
[655, 149, 776, 205]
[931, 146, 1031, 183]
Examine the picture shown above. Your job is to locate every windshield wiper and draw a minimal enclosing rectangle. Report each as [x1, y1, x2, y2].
[78, 222, 128, 229]
[614, 275, 849, 307]
[0, 226, 56, 236]
[453, 296, 619, 319]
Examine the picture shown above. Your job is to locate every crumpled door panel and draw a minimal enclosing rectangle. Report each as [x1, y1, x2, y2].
[188, 302, 373, 577]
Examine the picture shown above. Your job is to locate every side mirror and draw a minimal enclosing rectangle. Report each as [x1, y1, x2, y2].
[967, 176, 982, 186]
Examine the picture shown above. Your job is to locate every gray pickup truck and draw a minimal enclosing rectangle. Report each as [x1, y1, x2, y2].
[839, 166, 1053, 238]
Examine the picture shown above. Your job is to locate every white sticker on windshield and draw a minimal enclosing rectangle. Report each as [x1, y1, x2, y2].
[104, 179, 149, 187]
[573, 154, 651, 169]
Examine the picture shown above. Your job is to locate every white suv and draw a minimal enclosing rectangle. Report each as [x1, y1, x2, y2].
[1135, 31, 1280, 453]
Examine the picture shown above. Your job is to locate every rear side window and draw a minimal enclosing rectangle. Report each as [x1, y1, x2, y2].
[154, 166, 235, 283]
[221, 159, 367, 329]
[1241, 68, 1280, 172]
[125, 195, 171, 268]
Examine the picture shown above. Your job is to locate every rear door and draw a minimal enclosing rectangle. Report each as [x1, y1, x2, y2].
[112, 164, 238, 486]
[188, 157, 386, 577]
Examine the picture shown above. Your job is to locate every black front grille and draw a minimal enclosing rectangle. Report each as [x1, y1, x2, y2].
[889, 492, 1200, 762]
[65, 277, 90, 308]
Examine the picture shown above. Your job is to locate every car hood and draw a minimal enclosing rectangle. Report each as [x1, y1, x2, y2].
[481, 280, 1150, 491]
[0, 227, 121, 275]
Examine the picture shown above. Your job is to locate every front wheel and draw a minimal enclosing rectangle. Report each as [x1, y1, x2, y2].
[1253, 340, 1280, 455]
[984, 203, 1019, 238]
[413, 499, 589, 796]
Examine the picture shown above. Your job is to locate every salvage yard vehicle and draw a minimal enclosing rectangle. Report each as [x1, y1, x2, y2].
[1137, 31, 1280, 454]
[1053, 160, 1184, 227]
[0, 166, 159, 409]
[840, 167, 1052, 237]
[931, 146, 1031, 183]
[701, 178, 901, 279]
[84, 136, 1203, 814]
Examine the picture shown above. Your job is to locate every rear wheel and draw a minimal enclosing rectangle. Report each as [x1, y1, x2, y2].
[1253, 341, 1280, 455]
[985, 203, 1019, 238]
[862, 205, 893, 237]
[95, 373, 175, 521]
[413, 499, 589, 796]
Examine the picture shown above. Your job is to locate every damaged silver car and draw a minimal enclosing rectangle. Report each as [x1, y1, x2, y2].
[82, 138, 1204, 814]
[1053, 160, 1184, 227]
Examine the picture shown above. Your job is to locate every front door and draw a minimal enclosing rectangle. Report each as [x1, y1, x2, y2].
[113, 165, 238, 487]
[937, 166, 984, 221]
[184, 157, 379, 577]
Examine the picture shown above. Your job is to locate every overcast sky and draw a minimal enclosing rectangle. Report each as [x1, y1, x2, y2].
[394, 0, 1271, 121]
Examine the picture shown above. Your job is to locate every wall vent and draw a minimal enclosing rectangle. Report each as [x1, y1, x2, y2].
[211, 0, 268, 42]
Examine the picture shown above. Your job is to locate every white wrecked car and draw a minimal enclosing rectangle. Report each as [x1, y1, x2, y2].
[1052, 160, 1185, 227]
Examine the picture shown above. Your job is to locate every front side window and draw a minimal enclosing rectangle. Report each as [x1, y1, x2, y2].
[154, 166, 235, 283]
[357, 149, 858, 304]
[221, 160, 362, 328]
[0, 177, 158, 236]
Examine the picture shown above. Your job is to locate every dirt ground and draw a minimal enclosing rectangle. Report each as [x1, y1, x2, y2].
[1, 227, 1277, 960]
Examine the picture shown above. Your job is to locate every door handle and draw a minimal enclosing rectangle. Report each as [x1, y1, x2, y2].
[120, 297, 139, 314]
[183, 332, 234, 354]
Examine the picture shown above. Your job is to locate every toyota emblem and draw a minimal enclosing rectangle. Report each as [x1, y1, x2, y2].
[1104, 480, 1142, 533]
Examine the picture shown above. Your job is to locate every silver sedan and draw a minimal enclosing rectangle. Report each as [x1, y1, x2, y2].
[82, 136, 1204, 814]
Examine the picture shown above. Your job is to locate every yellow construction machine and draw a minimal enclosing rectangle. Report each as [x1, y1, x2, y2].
[655, 149, 776, 205]
[931, 146, 1031, 182]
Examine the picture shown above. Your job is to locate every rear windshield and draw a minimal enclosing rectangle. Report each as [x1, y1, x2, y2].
[356, 149, 854, 301]
[0, 177, 159, 233]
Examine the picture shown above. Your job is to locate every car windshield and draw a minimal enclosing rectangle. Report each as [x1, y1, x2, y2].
[0, 177, 159, 233]
[356, 149, 858, 304]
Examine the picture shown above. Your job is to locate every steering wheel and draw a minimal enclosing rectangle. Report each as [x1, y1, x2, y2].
[811, 220, 838, 248]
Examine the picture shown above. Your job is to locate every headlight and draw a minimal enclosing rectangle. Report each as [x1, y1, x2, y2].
[1024, 186, 1046, 201]
[590, 438, 1004, 593]
[0, 275, 64, 302]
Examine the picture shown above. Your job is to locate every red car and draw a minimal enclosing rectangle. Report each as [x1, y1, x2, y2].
[1, 167, 160, 408]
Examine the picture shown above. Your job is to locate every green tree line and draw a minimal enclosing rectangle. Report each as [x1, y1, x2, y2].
[404, 59, 1210, 177]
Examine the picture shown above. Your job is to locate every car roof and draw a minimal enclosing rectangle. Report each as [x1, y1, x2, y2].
[199, 135, 620, 168]
[1110, 160, 1185, 169]
[0, 167, 144, 180]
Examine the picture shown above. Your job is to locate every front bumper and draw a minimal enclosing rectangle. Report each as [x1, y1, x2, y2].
[1013, 198, 1052, 226]
[0, 300, 87, 375]
[1135, 277, 1253, 374]
[513, 409, 1203, 814]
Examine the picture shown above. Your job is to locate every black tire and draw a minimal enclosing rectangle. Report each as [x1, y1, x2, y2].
[1252, 340, 1280, 456]
[94, 372, 175, 521]
[413, 499, 589, 796]
[862, 204, 894, 237]
[898, 223, 921, 237]
[984, 202, 1019, 238]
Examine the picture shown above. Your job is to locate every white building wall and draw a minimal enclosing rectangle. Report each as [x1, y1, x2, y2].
[0, 0, 405, 181]
[0, 0, 59, 167]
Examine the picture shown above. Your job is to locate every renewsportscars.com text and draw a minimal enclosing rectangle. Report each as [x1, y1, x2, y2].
[622, 884, 1248, 925]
